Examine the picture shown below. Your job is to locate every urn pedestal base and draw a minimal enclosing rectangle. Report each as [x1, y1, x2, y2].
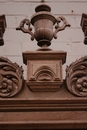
[22, 49, 66, 92]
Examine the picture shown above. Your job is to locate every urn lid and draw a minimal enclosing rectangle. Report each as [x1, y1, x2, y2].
[35, 0, 51, 12]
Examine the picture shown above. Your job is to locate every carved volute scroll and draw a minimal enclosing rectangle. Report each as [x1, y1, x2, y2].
[0, 57, 24, 98]
[66, 55, 87, 97]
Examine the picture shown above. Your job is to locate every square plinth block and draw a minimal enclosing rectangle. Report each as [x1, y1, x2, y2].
[22, 50, 66, 92]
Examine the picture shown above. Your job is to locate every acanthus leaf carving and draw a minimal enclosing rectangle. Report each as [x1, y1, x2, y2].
[66, 55, 87, 97]
[0, 57, 24, 98]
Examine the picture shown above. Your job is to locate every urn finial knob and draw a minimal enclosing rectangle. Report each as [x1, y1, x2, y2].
[41, 0, 45, 3]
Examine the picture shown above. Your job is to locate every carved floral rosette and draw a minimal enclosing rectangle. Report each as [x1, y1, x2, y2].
[66, 55, 87, 97]
[0, 57, 24, 98]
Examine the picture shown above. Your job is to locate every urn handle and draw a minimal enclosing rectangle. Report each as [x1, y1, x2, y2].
[16, 18, 34, 41]
[53, 16, 71, 39]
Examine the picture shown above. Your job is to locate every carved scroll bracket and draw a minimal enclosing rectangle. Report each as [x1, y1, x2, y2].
[66, 55, 87, 97]
[0, 57, 24, 98]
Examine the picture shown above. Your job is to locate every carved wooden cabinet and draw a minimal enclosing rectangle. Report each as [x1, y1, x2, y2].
[0, 2, 87, 130]
[0, 51, 87, 129]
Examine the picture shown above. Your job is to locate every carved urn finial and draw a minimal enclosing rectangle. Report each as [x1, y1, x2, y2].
[41, 0, 45, 3]
[16, 1, 70, 47]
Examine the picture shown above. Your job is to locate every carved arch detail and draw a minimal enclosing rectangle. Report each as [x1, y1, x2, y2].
[66, 55, 87, 97]
[0, 57, 24, 98]
[33, 66, 56, 81]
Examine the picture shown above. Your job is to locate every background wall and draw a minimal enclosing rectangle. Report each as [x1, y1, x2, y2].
[0, 0, 87, 79]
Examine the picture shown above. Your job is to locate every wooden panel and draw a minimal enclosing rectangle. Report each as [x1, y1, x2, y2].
[0, 111, 87, 129]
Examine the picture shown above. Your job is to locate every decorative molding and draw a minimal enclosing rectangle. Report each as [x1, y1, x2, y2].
[0, 15, 7, 46]
[66, 55, 87, 97]
[80, 13, 87, 45]
[0, 80, 87, 129]
[0, 57, 24, 98]
[22, 50, 66, 65]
